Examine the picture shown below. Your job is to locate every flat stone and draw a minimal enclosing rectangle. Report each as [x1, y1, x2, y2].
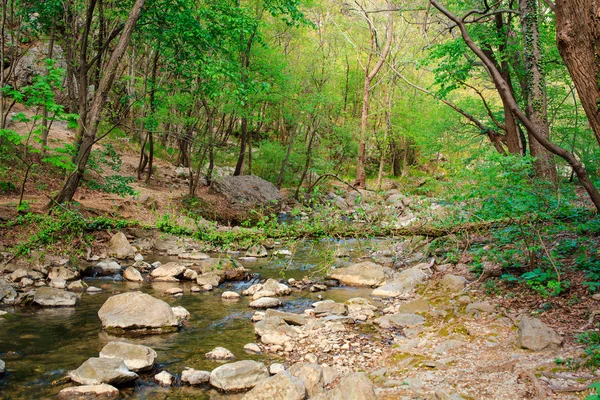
[87, 286, 102, 293]
[209, 360, 269, 392]
[371, 265, 428, 297]
[375, 313, 425, 329]
[242, 370, 306, 400]
[94, 260, 122, 276]
[34, 287, 78, 307]
[58, 384, 119, 399]
[328, 261, 388, 287]
[181, 368, 210, 385]
[269, 363, 285, 374]
[314, 302, 347, 316]
[255, 316, 297, 345]
[249, 297, 282, 309]
[396, 298, 430, 313]
[165, 287, 183, 295]
[151, 262, 187, 279]
[154, 371, 174, 386]
[98, 292, 179, 334]
[69, 357, 138, 385]
[206, 347, 235, 360]
[99, 341, 157, 372]
[265, 309, 307, 325]
[48, 266, 80, 281]
[196, 273, 222, 287]
[465, 301, 495, 315]
[178, 251, 210, 260]
[50, 279, 67, 289]
[222, 291, 240, 300]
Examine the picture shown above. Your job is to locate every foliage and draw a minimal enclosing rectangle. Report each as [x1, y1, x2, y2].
[578, 331, 600, 372]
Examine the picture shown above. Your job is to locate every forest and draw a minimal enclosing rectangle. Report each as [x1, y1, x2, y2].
[0, 0, 600, 399]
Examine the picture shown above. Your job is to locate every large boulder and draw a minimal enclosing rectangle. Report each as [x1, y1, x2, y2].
[97, 292, 179, 334]
[33, 287, 77, 307]
[48, 267, 79, 281]
[69, 358, 138, 385]
[328, 262, 389, 287]
[242, 371, 306, 400]
[314, 301, 348, 317]
[99, 341, 157, 372]
[243, 279, 290, 297]
[0, 277, 17, 304]
[206, 175, 282, 223]
[123, 267, 144, 282]
[94, 260, 122, 276]
[517, 317, 563, 351]
[107, 232, 135, 259]
[288, 363, 324, 397]
[58, 384, 119, 399]
[209, 360, 269, 392]
[371, 264, 428, 297]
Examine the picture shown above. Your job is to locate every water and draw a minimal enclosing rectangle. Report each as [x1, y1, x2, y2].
[0, 238, 390, 399]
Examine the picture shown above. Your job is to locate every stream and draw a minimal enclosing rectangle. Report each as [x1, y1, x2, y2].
[0, 237, 391, 399]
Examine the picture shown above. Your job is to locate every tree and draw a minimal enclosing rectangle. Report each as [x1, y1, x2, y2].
[53, 0, 146, 204]
[430, 0, 600, 211]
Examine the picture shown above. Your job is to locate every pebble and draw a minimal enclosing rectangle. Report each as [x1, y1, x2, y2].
[86, 286, 102, 293]
[166, 287, 183, 295]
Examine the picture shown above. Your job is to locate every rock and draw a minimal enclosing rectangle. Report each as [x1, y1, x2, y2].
[255, 317, 297, 345]
[134, 253, 144, 262]
[242, 370, 306, 400]
[304, 353, 318, 363]
[67, 280, 86, 292]
[314, 302, 348, 316]
[33, 287, 77, 307]
[209, 175, 282, 223]
[439, 274, 467, 292]
[99, 341, 157, 372]
[222, 291, 240, 300]
[288, 363, 324, 397]
[154, 371, 174, 386]
[249, 297, 282, 309]
[327, 261, 389, 287]
[87, 286, 102, 293]
[20, 277, 34, 287]
[57, 384, 119, 399]
[206, 347, 235, 360]
[183, 268, 198, 280]
[593, 293, 600, 301]
[310, 284, 327, 292]
[465, 301, 495, 316]
[322, 366, 341, 386]
[178, 251, 210, 260]
[94, 260, 122, 276]
[518, 317, 563, 351]
[244, 343, 262, 354]
[98, 292, 179, 334]
[197, 273, 222, 287]
[246, 245, 268, 258]
[244, 279, 290, 297]
[375, 313, 426, 329]
[269, 363, 285, 374]
[48, 267, 79, 281]
[123, 267, 144, 282]
[107, 232, 135, 259]
[265, 309, 307, 325]
[9, 268, 29, 282]
[434, 339, 467, 355]
[171, 306, 190, 321]
[181, 368, 210, 385]
[50, 279, 67, 289]
[151, 262, 187, 279]
[191, 286, 202, 293]
[396, 298, 430, 313]
[209, 360, 269, 392]
[165, 287, 183, 295]
[69, 357, 138, 385]
[0, 277, 17, 304]
[317, 372, 376, 400]
[193, 258, 249, 281]
[371, 265, 428, 297]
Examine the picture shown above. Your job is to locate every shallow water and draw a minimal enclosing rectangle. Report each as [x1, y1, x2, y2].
[0, 238, 390, 399]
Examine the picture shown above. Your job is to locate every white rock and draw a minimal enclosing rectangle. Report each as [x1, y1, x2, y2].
[206, 347, 235, 360]
[244, 343, 262, 354]
[154, 371, 174, 386]
[181, 368, 210, 385]
[99, 341, 157, 372]
[269, 363, 285, 375]
[171, 306, 190, 321]
[209, 360, 269, 392]
[222, 291, 240, 300]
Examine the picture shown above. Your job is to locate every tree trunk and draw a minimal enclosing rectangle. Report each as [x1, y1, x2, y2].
[277, 124, 296, 189]
[519, 0, 557, 183]
[556, 0, 600, 145]
[354, 2, 393, 189]
[40, 19, 56, 159]
[53, 0, 146, 205]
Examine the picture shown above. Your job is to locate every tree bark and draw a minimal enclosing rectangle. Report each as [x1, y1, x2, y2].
[53, 0, 146, 205]
[519, 0, 557, 183]
[556, 0, 600, 145]
[430, 0, 600, 212]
